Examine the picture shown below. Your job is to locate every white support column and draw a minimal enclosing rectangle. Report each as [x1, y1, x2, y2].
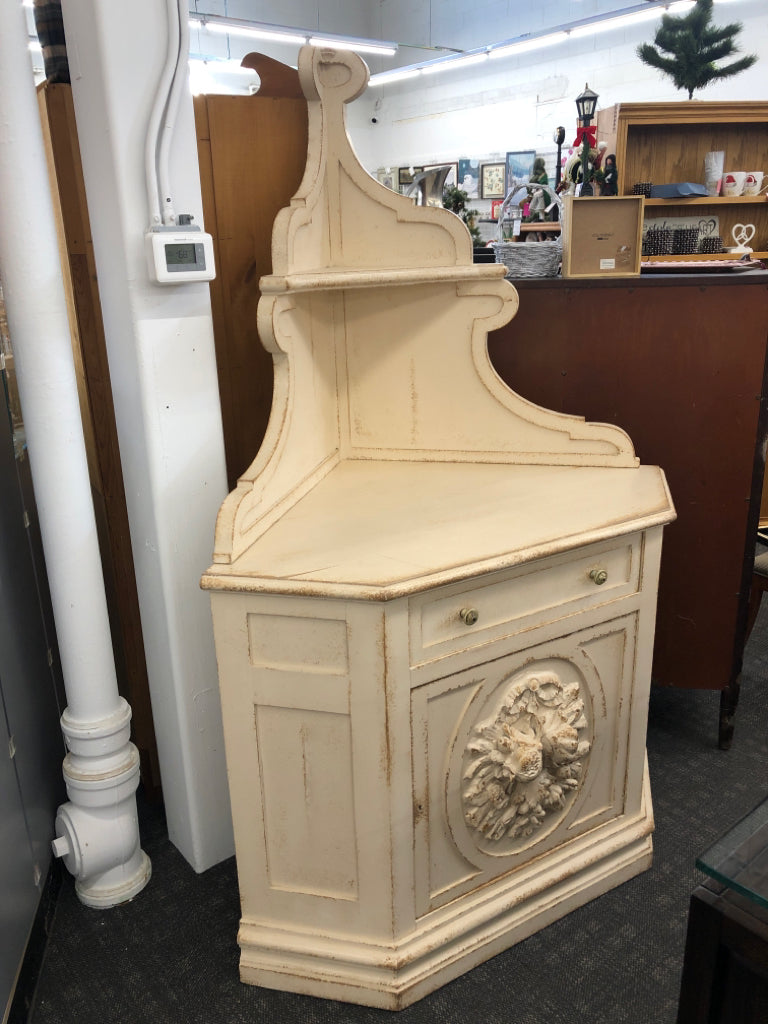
[59, 0, 234, 871]
[0, 0, 149, 907]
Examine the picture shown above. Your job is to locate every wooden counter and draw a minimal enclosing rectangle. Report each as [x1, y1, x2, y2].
[488, 270, 768, 748]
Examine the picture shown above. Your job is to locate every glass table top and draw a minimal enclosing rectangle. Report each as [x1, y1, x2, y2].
[697, 798, 768, 910]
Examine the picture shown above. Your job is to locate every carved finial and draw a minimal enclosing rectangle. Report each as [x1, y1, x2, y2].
[298, 45, 369, 108]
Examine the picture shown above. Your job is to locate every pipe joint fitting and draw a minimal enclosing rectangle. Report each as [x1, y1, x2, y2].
[52, 743, 151, 907]
[60, 697, 133, 757]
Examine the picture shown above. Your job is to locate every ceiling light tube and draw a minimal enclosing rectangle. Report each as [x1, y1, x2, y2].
[308, 35, 398, 56]
[420, 51, 489, 75]
[205, 22, 308, 46]
[489, 31, 568, 58]
[369, 68, 423, 86]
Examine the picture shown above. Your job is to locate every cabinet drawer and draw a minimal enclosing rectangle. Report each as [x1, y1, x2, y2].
[409, 538, 641, 666]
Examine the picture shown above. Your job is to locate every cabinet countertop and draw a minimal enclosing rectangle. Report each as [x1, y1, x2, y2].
[203, 460, 673, 600]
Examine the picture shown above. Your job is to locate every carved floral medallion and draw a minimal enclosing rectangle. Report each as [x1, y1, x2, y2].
[462, 670, 591, 842]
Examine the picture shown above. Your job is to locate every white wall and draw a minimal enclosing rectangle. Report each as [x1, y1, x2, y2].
[349, 0, 767, 198]
[189, 0, 765, 211]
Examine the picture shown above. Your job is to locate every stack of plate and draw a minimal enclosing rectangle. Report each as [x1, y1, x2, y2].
[673, 228, 700, 254]
[642, 227, 674, 256]
[699, 235, 724, 254]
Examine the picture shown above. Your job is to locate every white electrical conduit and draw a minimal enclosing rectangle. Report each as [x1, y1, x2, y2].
[144, 0, 180, 224]
[157, 0, 190, 225]
[146, 0, 189, 226]
[0, 0, 150, 907]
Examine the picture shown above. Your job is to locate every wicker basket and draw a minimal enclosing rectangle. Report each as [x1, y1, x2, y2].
[491, 239, 562, 279]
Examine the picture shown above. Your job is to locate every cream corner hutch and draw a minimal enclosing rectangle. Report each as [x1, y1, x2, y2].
[201, 47, 676, 1009]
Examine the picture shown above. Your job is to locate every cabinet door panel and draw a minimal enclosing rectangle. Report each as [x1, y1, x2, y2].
[411, 612, 642, 917]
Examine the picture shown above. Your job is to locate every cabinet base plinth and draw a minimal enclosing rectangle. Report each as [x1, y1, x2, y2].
[238, 825, 653, 1010]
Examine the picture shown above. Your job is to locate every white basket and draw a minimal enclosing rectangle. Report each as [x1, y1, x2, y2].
[491, 238, 562, 279]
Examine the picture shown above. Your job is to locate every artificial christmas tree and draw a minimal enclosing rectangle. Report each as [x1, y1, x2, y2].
[636, 0, 756, 100]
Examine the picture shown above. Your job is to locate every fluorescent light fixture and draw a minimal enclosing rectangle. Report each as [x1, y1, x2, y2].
[570, 7, 662, 36]
[489, 31, 568, 59]
[368, 68, 423, 86]
[421, 51, 489, 75]
[205, 22, 308, 46]
[309, 35, 397, 56]
[193, 14, 397, 57]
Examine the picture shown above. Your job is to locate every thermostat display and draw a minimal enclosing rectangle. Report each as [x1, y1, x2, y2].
[146, 229, 216, 284]
[166, 242, 198, 266]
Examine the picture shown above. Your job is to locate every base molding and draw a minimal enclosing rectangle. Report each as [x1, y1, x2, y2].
[239, 810, 653, 1010]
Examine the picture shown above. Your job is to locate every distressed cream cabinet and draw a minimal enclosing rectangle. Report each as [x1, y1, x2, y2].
[201, 47, 676, 1010]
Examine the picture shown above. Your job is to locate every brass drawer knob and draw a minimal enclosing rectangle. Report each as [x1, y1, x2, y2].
[459, 607, 479, 626]
[589, 568, 608, 586]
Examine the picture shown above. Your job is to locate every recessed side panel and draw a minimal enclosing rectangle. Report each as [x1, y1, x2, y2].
[248, 613, 349, 674]
[255, 705, 359, 900]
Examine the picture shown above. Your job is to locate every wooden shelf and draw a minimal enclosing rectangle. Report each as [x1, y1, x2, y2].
[643, 196, 768, 207]
[599, 101, 768, 255]
[259, 264, 506, 294]
[643, 252, 768, 262]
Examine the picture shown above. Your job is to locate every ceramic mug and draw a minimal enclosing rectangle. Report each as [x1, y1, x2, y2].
[722, 171, 747, 196]
[743, 172, 765, 196]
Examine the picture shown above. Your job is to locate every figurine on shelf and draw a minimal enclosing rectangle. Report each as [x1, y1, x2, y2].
[528, 186, 548, 220]
[528, 156, 552, 235]
[531, 156, 549, 186]
[602, 154, 618, 196]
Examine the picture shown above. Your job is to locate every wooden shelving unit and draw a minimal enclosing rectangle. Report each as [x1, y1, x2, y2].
[597, 101, 768, 259]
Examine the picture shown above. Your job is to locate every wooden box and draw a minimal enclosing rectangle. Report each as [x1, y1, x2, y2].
[561, 195, 644, 278]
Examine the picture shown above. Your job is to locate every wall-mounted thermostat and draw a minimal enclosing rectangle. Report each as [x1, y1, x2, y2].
[146, 226, 216, 284]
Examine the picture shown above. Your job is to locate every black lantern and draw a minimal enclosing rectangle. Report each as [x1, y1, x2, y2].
[575, 84, 598, 197]
[575, 84, 598, 124]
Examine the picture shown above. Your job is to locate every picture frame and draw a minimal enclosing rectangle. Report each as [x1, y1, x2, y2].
[458, 159, 480, 199]
[398, 166, 423, 188]
[505, 150, 536, 188]
[423, 162, 458, 188]
[376, 168, 396, 190]
[561, 196, 644, 278]
[481, 162, 506, 199]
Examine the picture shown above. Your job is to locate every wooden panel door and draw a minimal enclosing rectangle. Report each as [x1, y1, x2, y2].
[194, 90, 308, 487]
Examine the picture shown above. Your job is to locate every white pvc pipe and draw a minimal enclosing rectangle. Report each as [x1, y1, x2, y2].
[144, 0, 179, 225]
[0, 0, 150, 907]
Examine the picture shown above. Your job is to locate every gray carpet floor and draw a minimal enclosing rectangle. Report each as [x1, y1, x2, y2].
[26, 606, 768, 1024]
